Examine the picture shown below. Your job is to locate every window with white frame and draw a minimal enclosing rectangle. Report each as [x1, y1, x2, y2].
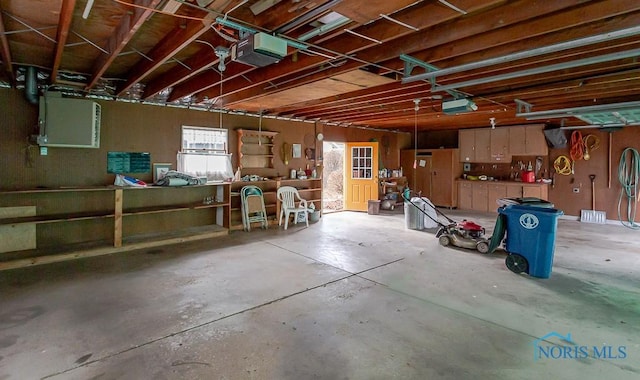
[178, 126, 234, 182]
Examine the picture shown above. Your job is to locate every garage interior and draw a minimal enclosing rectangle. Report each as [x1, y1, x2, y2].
[1, 0, 640, 378]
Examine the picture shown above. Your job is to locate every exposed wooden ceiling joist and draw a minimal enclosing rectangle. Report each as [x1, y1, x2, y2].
[3, 0, 640, 131]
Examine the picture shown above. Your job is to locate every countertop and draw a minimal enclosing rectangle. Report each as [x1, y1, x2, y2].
[456, 179, 550, 186]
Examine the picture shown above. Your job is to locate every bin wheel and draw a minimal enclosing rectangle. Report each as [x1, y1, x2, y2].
[476, 241, 489, 254]
[439, 235, 451, 247]
[505, 254, 528, 274]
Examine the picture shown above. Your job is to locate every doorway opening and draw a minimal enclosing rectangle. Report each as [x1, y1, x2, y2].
[322, 141, 344, 213]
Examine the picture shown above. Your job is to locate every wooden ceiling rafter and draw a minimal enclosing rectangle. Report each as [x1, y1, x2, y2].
[279, 82, 432, 117]
[0, 4, 14, 84]
[86, 0, 162, 90]
[207, 0, 588, 108]
[50, 0, 76, 84]
[262, 1, 640, 127]
[192, 0, 476, 103]
[272, 81, 429, 116]
[288, 88, 434, 119]
[144, 0, 337, 100]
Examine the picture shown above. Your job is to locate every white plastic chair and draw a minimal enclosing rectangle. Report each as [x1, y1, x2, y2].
[277, 186, 309, 230]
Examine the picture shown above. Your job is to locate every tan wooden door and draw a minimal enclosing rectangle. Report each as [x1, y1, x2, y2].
[414, 155, 432, 198]
[430, 150, 452, 206]
[344, 142, 379, 211]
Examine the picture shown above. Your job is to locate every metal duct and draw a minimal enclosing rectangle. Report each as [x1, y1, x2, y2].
[25, 66, 38, 104]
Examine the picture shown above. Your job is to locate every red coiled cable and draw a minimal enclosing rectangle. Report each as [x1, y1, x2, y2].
[570, 131, 585, 162]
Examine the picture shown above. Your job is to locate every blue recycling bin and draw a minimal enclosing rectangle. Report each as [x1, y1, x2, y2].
[499, 205, 564, 278]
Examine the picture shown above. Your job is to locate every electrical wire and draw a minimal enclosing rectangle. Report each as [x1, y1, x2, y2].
[553, 155, 572, 175]
[112, 0, 210, 21]
[568, 130, 585, 174]
[582, 134, 600, 160]
[617, 147, 640, 229]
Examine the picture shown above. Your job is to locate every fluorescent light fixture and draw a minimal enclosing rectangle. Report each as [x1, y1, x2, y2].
[82, 0, 95, 19]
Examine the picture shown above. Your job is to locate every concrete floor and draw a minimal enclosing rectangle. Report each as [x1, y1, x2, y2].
[0, 210, 639, 379]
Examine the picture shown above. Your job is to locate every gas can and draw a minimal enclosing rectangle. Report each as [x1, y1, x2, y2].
[522, 170, 535, 183]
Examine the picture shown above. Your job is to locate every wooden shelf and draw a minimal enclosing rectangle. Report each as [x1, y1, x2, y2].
[237, 129, 278, 169]
[0, 187, 115, 194]
[229, 177, 322, 230]
[0, 224, 228, 271]
[0, 211, 114, 225]
[0, 183, 232, 267]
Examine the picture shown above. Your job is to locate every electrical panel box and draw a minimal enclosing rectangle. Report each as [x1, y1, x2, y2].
[38, 95, 101, 148]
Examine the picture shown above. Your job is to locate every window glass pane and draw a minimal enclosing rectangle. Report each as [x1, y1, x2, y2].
[182, 126, 228, 153]
[179, 126, 231, 182]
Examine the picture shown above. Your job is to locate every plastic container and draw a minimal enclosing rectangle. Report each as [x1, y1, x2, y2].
[499, 205, 564, 278]
[309, 210, 321, 222]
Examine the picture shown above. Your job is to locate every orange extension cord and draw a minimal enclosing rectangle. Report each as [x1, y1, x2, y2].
[569, 131, 585, 162]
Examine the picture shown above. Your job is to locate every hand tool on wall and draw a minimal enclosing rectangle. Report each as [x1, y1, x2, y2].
[590, 174, 596, 210]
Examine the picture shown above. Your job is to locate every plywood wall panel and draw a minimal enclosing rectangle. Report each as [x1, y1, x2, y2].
[548, 127, 640, 220]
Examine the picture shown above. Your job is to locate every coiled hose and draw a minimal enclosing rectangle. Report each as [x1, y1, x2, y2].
[618, 147, 640, 229]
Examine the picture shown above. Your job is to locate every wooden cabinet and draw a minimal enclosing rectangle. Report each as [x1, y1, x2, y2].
[459, 129, 491, 162]
[237, 129, 278, 169]
[474, 129, 491, 162]
[401, 150, 431, 196]
[490, 128, 510, 162]
[471, 183, 488, 212]
[459, 128, 508, 162]
[430, 149, 461, 208]
[508, 124, 548, 156]
[460, 124, 548, 162]
[458, 181, 472, 210]
[230, 178, 321, 230]
[506, 184, 523, 198]
[459, 129, 476, 162]
[487, 184, 507, 212]
[0, 184, 231, 269]
[523, 184, 548, 199]
[401, 149, 461, 208]
[457, 180, 549, 212]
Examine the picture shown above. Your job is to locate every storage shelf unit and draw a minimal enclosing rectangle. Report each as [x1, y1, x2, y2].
[237, 129, 279, 169]
[0, 183, 231, 268]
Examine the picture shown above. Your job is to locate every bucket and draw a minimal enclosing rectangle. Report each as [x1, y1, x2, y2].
[309, 210, 321, 223]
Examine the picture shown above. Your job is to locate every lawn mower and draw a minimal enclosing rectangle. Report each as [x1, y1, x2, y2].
[402, 193, 490, 254]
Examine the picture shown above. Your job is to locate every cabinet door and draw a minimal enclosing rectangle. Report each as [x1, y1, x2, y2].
[458, 182, 472, 210]
[508, 126, 527, 155]
[487, 184, 507, 213]
[471, 183, 488, 212]
[459, 129, 475, 162]
[506, 184, 522, 198]
[474, 129, 491, 162]
[525, 125, 549, 155]
[430, 150, 452, 207]
[415, 157, 432, 199]
[490, 128, 510, 162]
[522, 185, 542, 199]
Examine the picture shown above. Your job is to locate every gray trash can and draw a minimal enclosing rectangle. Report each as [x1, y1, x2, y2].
[405, 197, 425, 229]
